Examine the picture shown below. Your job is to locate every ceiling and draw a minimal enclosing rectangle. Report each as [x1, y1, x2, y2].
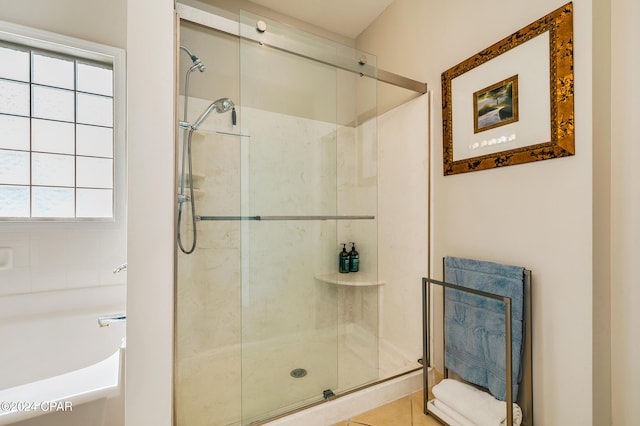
[247, 0, 394, 39]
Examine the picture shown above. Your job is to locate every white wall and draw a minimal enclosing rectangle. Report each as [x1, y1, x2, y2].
[126, 0, 175, 425]
[0, 0, 126, 48]
[610, 0, 640, 424]
[359, 1, 595, 424]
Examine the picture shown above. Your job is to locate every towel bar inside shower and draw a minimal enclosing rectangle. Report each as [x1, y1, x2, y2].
[196, 215, 375, 221]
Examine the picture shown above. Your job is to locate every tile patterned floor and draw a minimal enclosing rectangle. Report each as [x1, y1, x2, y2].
[331, 390, 442, 426]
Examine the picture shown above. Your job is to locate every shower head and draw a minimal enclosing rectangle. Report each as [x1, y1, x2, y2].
[191, 98, 236, 130]
[180, 45, 206, 72]
[212, 97, 235, 113]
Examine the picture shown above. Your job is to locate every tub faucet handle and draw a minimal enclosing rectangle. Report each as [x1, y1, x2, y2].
[113, 263, 127, 274]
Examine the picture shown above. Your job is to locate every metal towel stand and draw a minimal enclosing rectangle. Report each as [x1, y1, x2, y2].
[421, 268, 533, 426]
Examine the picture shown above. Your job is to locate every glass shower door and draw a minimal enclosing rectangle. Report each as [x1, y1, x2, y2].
[239, 10, 379, 423]
[239, 11, 339, 422]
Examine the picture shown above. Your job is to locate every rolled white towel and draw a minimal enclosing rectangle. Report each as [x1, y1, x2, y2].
[427, 399, 471, 426]
[432, 399, 475, 426]
[432, 379, 522, 426]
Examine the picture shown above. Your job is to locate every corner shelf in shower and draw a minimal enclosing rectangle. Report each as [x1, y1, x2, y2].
[315, 273, 385, 287]
[188, 173, 205, 186]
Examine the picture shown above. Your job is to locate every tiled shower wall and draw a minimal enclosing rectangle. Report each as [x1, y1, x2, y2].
[177, 96, 378, 355]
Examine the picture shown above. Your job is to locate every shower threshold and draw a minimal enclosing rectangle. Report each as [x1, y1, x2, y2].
[246, 366, 423, 426]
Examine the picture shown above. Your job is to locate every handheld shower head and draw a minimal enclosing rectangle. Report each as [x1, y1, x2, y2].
[191, 98, 236, 130]
[180, 45, 206, 72]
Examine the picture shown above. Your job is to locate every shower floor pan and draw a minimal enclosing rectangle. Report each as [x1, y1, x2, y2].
[176, 327, 420, 425]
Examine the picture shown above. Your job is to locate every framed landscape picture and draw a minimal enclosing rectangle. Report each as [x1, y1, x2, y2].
[473, 75, 519, 134]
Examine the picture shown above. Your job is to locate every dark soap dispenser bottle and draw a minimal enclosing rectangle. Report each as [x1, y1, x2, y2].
[349, 242, 359, 272]
[339, 243, 350, 273]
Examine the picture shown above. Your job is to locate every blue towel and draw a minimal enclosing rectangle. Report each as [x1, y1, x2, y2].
[444, 256, 525, 401]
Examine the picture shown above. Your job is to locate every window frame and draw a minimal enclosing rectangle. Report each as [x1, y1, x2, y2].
[0, 20, 126, 224]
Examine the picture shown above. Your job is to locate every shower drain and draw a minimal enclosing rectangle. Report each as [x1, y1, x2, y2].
[290, 368, 307, 378]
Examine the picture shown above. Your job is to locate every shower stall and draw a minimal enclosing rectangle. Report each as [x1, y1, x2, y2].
[175, 4, 428, 425]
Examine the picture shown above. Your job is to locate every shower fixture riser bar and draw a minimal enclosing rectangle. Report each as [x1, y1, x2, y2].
[196, 215, 375, 221]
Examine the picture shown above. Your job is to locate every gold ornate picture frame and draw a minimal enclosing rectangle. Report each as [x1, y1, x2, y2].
[442, 2, 574, 175]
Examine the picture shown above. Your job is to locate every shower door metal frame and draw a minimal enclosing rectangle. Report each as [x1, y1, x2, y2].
[175, 2, 428, 95]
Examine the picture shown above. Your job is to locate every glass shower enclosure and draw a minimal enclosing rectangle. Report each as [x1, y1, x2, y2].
[176, 10, 379, 425]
